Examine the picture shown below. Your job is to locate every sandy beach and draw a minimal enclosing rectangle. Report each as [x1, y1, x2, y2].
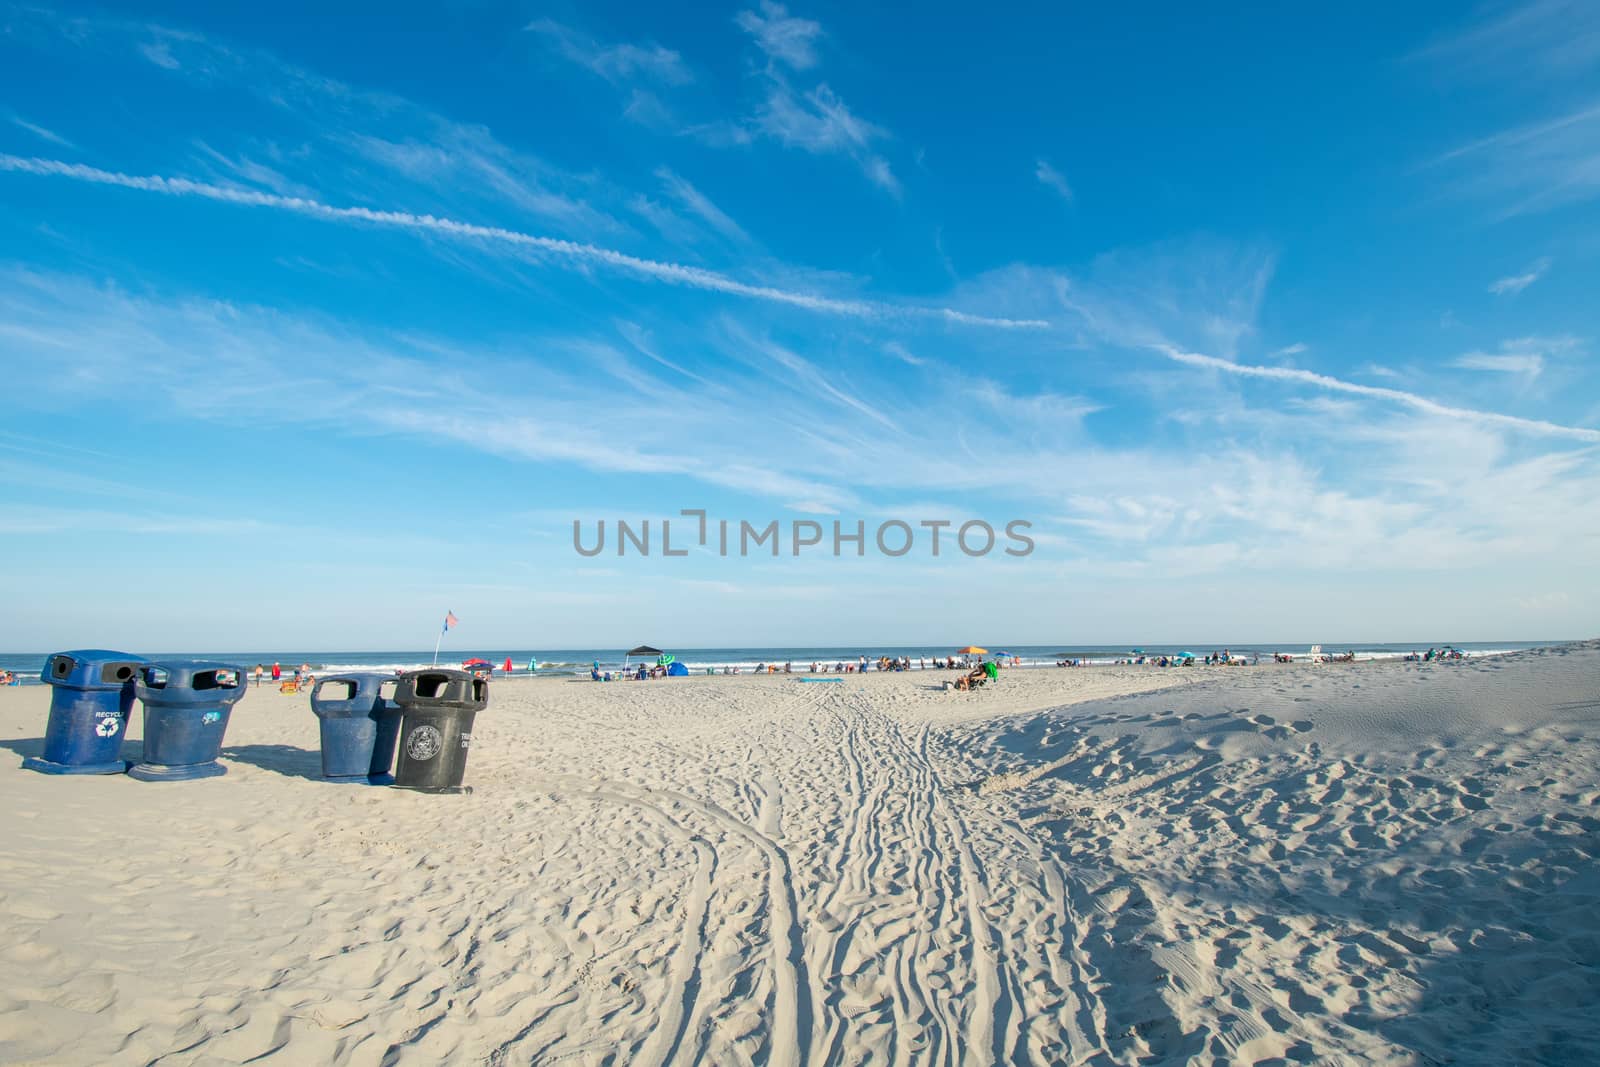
[1, 646, 1597, 1065]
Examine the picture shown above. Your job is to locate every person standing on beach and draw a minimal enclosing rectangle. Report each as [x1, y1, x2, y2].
[271, 662, 281, 682]
[253, 664, 264, 688]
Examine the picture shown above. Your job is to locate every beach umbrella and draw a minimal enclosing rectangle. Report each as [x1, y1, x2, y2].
[1174, 651, 1195, 659]
[462, 657, 490, 667]
[956, 646, 988, 655]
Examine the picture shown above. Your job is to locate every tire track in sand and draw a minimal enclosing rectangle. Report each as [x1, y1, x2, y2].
[534, 679, 835, 1067]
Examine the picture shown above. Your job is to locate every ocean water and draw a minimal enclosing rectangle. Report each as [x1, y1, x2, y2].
[0, 641, 1562, 685]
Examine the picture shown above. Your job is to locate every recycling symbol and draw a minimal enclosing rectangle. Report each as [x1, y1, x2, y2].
[94, 716, 121, 738]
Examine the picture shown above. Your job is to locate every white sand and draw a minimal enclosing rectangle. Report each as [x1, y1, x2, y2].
[0, 646, 1596, 1064]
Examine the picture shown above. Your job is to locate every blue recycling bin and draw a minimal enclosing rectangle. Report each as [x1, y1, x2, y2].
[126, 661, 247, 782]
[309, 673, 403, 783]
[22, 650, 146, 775]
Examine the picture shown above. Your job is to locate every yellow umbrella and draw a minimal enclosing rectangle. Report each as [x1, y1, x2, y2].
[956, 646, 988, 655]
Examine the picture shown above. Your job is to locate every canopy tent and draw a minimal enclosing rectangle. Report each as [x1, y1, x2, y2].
[625, 645, 665, 670]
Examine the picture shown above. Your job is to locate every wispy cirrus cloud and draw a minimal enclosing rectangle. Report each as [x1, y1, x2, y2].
[8, 113, 75, 148]
[8, 267, 1600, 589]
[0, 154, 1046, 330]
[1415, 3, 1600, 218]
[1415, 0, 1600, 79]
[526, 18, 692, 86]
[1489, 256, 1551, 294]
[728, 3, 900, 196]
[11, 8, 621, 236]
[882, 341, 923, 366]
[654, 167, 750, 243]
[1035, 159, 1072, 202]
[735, 1, 824, 70]
[1453, 352, 1545, 375]
[753, 81, 900, 195]
[1427, 94, 1600, 218]
[1157, 344, 1598, 441]
[1453, 334, 1581, 377]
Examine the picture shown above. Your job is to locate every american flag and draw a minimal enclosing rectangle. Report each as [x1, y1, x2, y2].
[443, 611, 459, 633]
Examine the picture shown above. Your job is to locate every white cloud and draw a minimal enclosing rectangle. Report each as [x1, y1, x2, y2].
[1453, 334, 1580, 376]
[1518, 590, 1571, 612]
[654, 167, 750, 243]
[735, 2, 824, 70]
[1035, 159, 1072, 202]
[758, 82, 876, 151]
[861, 156, 901, 197]
[8, 114, 75, 148]
[1269, 342, 1308, 357]
[1433, 101, 1600, 216]
[0, 153, 1045, 330]
[1489, 257, 1551, 294]
[622, 89, 675, 129]
[744, 80, 899, 195]
[1052, 239, 1277, 359]
[139, 41, 180, 69]
[526, 19, 692, 85]
[1453, 353, 1544, 375]
[722, 6, 899, 197]
[1158, 344, 1598, 441]
[1416, 0, 1600, 79]
[882, 341, 923, 366]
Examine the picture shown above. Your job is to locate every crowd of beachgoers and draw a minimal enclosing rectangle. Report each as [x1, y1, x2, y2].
[587, 647, 1477, 681]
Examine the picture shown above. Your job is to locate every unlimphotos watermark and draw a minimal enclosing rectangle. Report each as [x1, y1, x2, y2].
[573, 510, 1034, 559]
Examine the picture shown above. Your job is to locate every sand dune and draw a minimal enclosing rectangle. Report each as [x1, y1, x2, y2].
[1, 648, 1596, 1064]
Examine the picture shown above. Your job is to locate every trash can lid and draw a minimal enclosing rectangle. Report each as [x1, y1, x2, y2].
[310, 673, 400, 712]
[395, 668, 489, 710]
[42, 650, 146, 689]
[138, 660, 249, 697]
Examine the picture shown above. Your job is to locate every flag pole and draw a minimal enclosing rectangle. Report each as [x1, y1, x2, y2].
[434, 611, 456, 666]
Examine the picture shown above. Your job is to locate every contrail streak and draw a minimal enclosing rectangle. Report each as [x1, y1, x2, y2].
[1158, 344, 1600, 442]
[0, 154, 1051, 330]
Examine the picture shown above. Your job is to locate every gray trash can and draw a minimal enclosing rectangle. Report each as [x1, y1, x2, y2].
[392, 669, 487, 795]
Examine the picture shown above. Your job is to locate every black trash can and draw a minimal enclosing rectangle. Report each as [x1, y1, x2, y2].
[392, 668, 487, 794]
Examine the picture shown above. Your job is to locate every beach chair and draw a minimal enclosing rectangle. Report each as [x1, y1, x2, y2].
[278, 680, 300, 694]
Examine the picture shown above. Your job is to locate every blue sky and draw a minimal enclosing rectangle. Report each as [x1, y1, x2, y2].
[1, 1, 1597, 651]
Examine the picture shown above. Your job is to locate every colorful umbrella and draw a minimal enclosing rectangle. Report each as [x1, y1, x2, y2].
[956, 646, 988, 655]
